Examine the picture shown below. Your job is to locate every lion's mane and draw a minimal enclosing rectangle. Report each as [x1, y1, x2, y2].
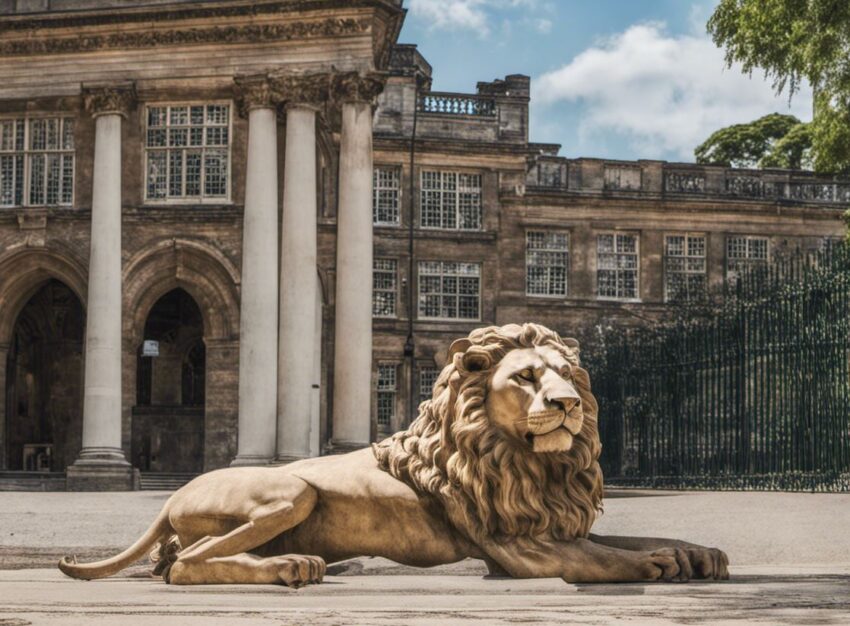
[373, 323, 603, 543]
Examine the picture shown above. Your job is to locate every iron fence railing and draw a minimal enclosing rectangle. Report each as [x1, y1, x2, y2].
[585, 243, 850, 491]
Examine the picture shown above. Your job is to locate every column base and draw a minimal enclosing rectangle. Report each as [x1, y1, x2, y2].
[325, 440, 371, 455]
[230, 454, 273, 467]
[66, 448, 139, 491]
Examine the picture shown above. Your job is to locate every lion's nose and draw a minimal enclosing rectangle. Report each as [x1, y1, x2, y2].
[555, 397, 580, 414]
[551, 396, 583, 435]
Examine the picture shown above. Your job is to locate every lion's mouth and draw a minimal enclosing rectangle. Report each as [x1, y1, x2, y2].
[522, 406, 583, 453]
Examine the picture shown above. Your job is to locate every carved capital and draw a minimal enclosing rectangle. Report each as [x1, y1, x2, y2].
[233, 75, 277, 118]
[331, 72, 386, 105]
[270, 72, 331, 110]
[82, 83, 137, 118]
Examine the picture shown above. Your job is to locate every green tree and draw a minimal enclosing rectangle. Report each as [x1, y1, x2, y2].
[708, 0, 850, 173]
[694, 113, 810, 168]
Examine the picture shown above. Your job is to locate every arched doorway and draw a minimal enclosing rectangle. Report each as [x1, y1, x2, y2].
[4, 280, 84, 471]
[132, 288, 205, 474]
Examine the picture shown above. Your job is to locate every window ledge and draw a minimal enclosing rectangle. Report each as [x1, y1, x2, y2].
[597, 297, 643, 304]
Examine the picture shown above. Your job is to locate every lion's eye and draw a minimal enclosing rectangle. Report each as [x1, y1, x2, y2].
[514, 368, 535, 383]
[559, 367, 572, 379]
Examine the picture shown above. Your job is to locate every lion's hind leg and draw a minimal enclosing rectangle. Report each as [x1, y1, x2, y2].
[165, 481, 325, 586]
[166, 553, 326, 587]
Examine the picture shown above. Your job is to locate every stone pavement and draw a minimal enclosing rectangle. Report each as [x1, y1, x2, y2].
[0, 490, 848, 624]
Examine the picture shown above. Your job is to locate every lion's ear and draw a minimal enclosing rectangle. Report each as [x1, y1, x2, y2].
[447, 338, 471, 364]
[461, 347, 491, 373]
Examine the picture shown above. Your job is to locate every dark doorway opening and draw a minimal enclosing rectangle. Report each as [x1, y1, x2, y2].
[4, 280, 84, 471]
[132, 288, 205, 474]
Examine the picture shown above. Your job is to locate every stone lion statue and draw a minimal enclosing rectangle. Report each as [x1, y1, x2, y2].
[60, 323, 728, 586]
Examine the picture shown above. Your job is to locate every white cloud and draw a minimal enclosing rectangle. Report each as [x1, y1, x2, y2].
[408, 0, 540, 36]
[532, 21, 813, 160]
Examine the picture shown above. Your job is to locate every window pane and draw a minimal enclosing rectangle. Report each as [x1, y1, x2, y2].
[418, 261, 481, 320]
[147, 151, 167, 199]
[598, 233, 639, 299]
[420, 170, 481, 230]
[145, 104, 231, 201]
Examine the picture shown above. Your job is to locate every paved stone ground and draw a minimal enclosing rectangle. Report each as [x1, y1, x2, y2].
[0, 490, 848, 624]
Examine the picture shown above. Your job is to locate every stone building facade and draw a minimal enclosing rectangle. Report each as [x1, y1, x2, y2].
[0, 0, 843, 489]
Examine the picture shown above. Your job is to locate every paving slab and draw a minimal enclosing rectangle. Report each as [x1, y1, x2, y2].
[0, 490, 848, 624]
[0, 567, 848, 625]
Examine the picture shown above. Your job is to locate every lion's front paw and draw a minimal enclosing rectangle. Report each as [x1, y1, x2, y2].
[647, 548, 691, 582]
[275, 555, 326, 589]
[683, 547, 729, 580]
[646, 547, 729, 582]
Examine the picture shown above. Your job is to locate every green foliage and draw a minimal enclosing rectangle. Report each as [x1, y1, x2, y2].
[695, 113, 807, 168]
[708, 0, 850, 173]
[759, 121, 813, 169]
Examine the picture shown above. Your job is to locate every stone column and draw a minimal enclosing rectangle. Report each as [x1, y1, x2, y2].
[67, 84, 138, 491]
[331, 73, 385, 450]
[0, 342, 8, 470]
[273, 73, 328, 462]
[231, 76, 280, 466]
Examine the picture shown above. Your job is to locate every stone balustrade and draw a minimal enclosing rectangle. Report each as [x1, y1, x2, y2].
[524, 157, 850, 206]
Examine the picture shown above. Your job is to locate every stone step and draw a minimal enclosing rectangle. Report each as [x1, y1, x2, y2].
[138, 473, 197, 492]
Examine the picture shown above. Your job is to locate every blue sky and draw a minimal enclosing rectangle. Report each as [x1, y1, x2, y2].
[398, 0, 813, 163]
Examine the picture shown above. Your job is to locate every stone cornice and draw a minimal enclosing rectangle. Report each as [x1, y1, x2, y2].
[331, 71, 386, 104]
[82, 83, 137, 118]
[0, 0, 400, 33]
[0, 17, 371, 57]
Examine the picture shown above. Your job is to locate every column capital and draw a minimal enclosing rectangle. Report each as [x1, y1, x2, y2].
[330, 71, 386, 105]
[270, 71, 331, 111]
[233, 74, 277, 118]
[82, 83, 137, 119]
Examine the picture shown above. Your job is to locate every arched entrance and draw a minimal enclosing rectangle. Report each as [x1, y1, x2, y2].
[132, 288, 205, 474]
[4, 280, 84, 471]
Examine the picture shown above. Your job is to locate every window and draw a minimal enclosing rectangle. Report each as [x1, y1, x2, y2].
[373, 167, 401, 225]
[597, 233, 639, 300]
[418, 261, 481, 320]
[526, 230, 569, 297]
[727, 236, 768, 279]
[1, 117, 74, 207]
[373, 258, 397, 318]
[665, 234, 706, 302]
[145, 104, 230, 202]
[376, 364, 397, 432]
[420, 170, 482, 230]
[419, 367, 441, 404]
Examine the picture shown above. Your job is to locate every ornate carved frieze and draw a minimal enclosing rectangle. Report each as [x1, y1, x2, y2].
[270, 72, 331, 109]
[233, 75, 276, 118]
[331, 72, 386, 105]
[82, 83, 137, 118]
[0, 18, 371, 58]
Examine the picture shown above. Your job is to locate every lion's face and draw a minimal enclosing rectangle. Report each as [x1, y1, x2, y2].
[485, 344, 585, 454]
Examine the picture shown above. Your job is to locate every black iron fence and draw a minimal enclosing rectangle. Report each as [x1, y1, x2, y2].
[586, 244, 850, 491]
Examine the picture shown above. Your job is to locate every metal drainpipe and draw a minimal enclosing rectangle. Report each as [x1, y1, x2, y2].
[404, 79, 420, 423]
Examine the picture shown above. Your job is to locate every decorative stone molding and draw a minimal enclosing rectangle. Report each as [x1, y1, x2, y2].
[270, 72, 331, 110]
[82, 83, 137, 118]
[0, 18, 372, 57]
[233, 75, 276, 118]
[331, 72, 386, 105]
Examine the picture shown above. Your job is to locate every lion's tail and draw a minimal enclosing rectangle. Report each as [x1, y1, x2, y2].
[58, 505, 173, 580]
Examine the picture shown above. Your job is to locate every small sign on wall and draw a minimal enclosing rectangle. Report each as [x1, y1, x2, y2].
[142, 340, 160, 357]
